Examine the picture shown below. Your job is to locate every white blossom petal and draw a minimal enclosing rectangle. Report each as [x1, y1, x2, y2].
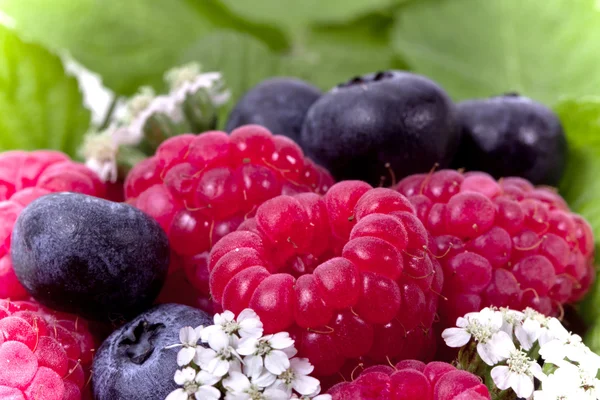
[236, 337, 259, 356]
[480, 331, 514, 365]
[269, 332, 294, 350]
[174, 367, 196, 385]
[177, 347, 196, 366]
[194, 347, 217, 368]
[180, 326, 197, 346]
[290, 358, 314, 376]
[456, 316, 469, 328]
[263, 388, 290, 400]
[196, 370, 221, 386]
[530, 362, 546, 382]
[195, 385, 221, 400]
[253, 369, 277, 387]
[207, 329, 230, 351]
[165, 388, 189, 400]
[215, 310, 235, 325]
[442, 327, 471, 347]
[491, 365, 511, 390]
[223, 371, 251, 392]
[208, 357, 231, 377]
[293, 375, 321, 395]
[515, 318, 541, 351]
[200, 325, 222, 344]
[265, 350, 291, 375]
[513, 372, 535, 398]
[243, 354, 264, 379]
[282, 345, 298, 359]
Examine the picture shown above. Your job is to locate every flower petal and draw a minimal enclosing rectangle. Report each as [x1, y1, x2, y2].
[196, 370, 221, 386]
[236, 337, 258, 356]
[455, 316, 469, 328]
[208, 357, 231, 377]
[195, 385, 221, 400]
[223, 371, 251, 392]
[292, 375, 321, 395]
[177, 347, 196, 367]
[290, 357, 314, 376]
[265, 350, 291, 375]
[215, 310, 235, 325]
[194, 347, 217, 368]
[442, 328, 471, 348]
[513, 373, 535, 398]
[179, 326, 196, 346]
[174, 367, 196, 385]
[491, 365, 511, 390]
[530, 362, 546, 382]
[269, 332, 295, 350]
[263, 388, 290, 400]
[209, 329, 230, 351]
[253, 369, 277, 388]
[165, 388, 189, 400]
[282, 345, 298, 359]
[243, 354, 264, 379]
[200, 325, 221, 343]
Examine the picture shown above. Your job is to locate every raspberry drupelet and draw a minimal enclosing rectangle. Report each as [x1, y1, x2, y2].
[206, 181, 443, 379]
[328, 360, 490, 400]
[124, 125, 333, 310]
[395, 170, 595, 328]
[0, 299, 96, 400]
[0, 150, 109, 299]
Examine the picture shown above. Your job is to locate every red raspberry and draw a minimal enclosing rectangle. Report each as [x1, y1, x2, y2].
[328, 360, 490, 400]
[0, 299, 96, 400]
[0, 150, 108, 299]
[124, 126, 333, 309]
[206, 181, 443, 378]
[396, 170, 595, 327]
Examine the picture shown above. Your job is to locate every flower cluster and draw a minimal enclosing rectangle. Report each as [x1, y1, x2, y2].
[443, 307, 600, 399]
[82, 62, 230, 182]
[165, 309, 331, 400]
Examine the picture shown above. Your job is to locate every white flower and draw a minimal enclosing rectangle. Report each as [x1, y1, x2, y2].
[499, 308, 524, 336]
[81, 130, 120, 182]
[223, 371, 288, 400]
[166, 368, 221, 400]
[275, 358, 321, 396]
[521, 309, 568, 346]
[237, 332, 295, 376]
[291, 395, 332, 400]
[534, 362, 599, 400]
[515, 317, 542, 351]
[491, 348, 545, 399]
[201, 309, 264, 351]
[164, 326, 204, 366]
[195, 342, 242, 377]
[442, 307, 514, 365]
[539, 333, 600, 372]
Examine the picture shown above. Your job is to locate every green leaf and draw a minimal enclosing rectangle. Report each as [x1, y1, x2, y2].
[0, 0, 289, 96]
[219, 0, 399, 34]
[556, 98, 600, 323]
[392, 0, 600, 105]
[0, 25, 90, 157]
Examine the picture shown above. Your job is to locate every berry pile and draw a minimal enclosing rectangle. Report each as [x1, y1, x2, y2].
[328, 360, 490, 400]
[0, 151, 108, 299]
[395, 170, 595, 327]
[124, 126, 333, 309]
[0, 300, 95, 400]
[206, 181, 443, 377]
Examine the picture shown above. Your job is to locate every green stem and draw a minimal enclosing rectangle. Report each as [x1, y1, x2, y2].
[99, 95, 120, 130]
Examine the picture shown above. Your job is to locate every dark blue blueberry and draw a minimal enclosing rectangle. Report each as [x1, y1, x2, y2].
[93, 303, 213, 400]
[226, 77, 322, 143]
[11, 192, 170, 321]
[300, 70, 460, 187]
[453, 93, 567, 186]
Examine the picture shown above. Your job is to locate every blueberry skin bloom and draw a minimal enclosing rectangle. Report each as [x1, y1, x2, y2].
[453, 93, 567, 186]
[301, 70, 460, 187]
[11, 192, 170, 321]
[93, 303, 213, 400]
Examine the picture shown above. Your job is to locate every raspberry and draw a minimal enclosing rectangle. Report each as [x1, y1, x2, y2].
[0, 150, 108, 299]
[206, 182, 443, 379]
[396, 170, 595, 327]
[124, 126, 333, 309]
[328, 360, 490, 400]
[0, 300, 95, 399]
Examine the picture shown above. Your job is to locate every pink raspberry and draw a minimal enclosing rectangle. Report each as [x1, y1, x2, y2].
[0, 150, 109, 299]
[0, 299, 96, 400]
[396, 170, 595, 328]
[206, 181, 442, 379]
[124, 125, 333, 309]
[328, 360, 490, 400]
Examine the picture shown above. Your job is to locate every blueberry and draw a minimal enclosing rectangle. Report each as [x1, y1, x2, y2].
[11, 192, 169, 321]
[226, 77, 322, 143]
[300, 71, 460, 186]
[92, 303, 212, 400]
[453, 93, 567, 185]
